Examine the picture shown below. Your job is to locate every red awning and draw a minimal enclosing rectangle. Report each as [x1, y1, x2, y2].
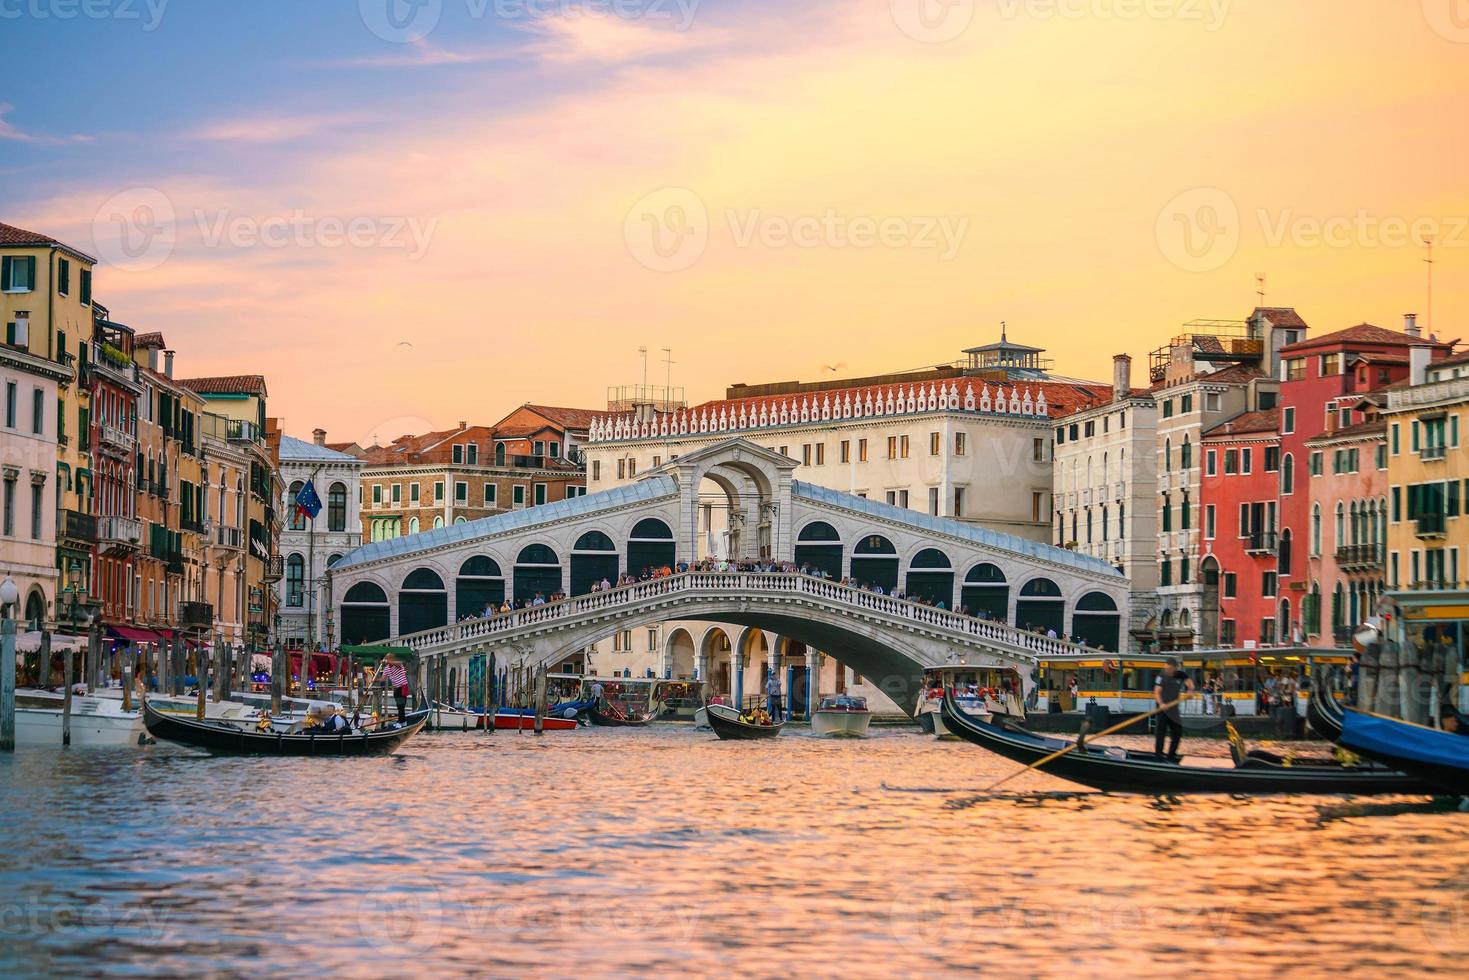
[108, 626, 162, 644]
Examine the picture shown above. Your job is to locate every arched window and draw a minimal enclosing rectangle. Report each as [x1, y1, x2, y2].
[328, 482, 347, 531]
[797, 521, 840, 542]
[1335, 503, 1345, 551]
[341, 582, 390, 645]
[1164, 438, 1172, 472]
[399, 567, 448, 635]
[794, 521, 842, 579]
[286, 553, 305, 607]
[627, 518, 675, 575]
[1072, 591, 1121, 651]
[850, 534, 898, 591]
[909, 548, 951, 568]
[1016, 577, 1064, 635]
[457, 556, 505, 616]
[433, 517, 444, 529]
[1311, 503, 1322, 556]
[288, 480, 305, 531]
[1181, 437, 1192, 470]
[327, 553, 343, 568]
[961, 563, 1008, 621]
[515, 544, 562, 602]
[905, 549, 953, 607]
[1278, 528, 1293, 577]
[408, 516, 420, 534]
[571, 531, 620, 595]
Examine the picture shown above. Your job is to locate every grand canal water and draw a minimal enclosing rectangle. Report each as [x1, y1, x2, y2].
[2, 726, 1466, 978]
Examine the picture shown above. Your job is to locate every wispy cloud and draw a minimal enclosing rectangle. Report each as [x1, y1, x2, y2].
[322, 38, 510, 69]
[0, 103, 93, 145]
[190, 112, 370, 144]
[521, 11, 730, 65]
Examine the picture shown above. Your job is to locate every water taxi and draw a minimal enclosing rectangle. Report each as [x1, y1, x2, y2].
[811, 695, 872, 738]
[917, 664, 1027, 739]
[13, 688, 147, 747]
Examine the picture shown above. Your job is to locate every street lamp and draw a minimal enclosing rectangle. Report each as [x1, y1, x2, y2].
[2, 576, 19, 752]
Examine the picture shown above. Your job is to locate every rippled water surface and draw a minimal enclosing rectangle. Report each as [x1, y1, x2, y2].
[2, 725, 1467, 978]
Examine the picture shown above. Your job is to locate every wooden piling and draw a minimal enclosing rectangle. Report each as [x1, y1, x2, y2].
[534, 663, 547, 735]
[62, 646, 74, 747]
[271, 639, 283, 715]
[122, 661, 133, 713]
[38, 630, 51, 690]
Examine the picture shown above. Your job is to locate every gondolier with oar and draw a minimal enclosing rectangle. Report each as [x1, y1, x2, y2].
[378, 653, 410, 724]
[1153, 657, 1195, 763]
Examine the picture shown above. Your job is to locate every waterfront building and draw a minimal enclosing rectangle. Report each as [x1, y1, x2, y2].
[0, 333, 66, 628]
[178, 376, 283, 652]
[198, 411, 251, 648]
[1, 221, 97, 628]
[88, 310, 143, 635]
[358, 407, 591, 543]
[1199, 408, 1282, 647]
[1051, 353, 1159, 639]
[277, 429, 363, 651]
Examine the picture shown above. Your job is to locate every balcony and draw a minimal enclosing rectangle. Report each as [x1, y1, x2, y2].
[180, 516, 206, 535]
[97, 421, 136, 454]
[97, 515, 144, 555]
[215, 524, 243, 551]
[1335, 543, 1384, 571]
[1245, 530, 1278, 555]
[180, 601, 214, 629]
[91, 353, 138, 388]
[165, 555, 185, 576]
[1416, 513, 1447, 539]
[61, 509, 97, 544]
[262, 554, 285, 582]
[1422, 444, 1447, 461]
[227, 419, 261, 444]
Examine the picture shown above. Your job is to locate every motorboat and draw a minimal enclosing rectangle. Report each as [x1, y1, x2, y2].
[142, 700, 427, 756]
[811, 695, 872, 738]
[93, 687, 258, 723]
[705, 703, 784, 740]
[1340, 708, 1469, 796]
[12, 688, 148, 748]
[940, 693, 1436, 795]
[427, 703, 578, 731]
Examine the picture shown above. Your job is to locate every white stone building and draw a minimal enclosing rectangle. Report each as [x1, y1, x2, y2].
[0, 343, 65, 628]
[277, 429, 362, 650]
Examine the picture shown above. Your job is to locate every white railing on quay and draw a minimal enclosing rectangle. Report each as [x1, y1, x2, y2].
[391, 570, 1092, 661]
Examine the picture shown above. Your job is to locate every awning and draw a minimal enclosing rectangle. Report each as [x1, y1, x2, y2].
[107, 625, 163, 644]
[13, 631, 88, 653]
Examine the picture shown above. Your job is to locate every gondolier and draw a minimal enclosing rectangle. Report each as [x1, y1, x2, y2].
[1153, 657, 1194, 763]
[379, 654, 410, 723]
[765, 671, 782, 721]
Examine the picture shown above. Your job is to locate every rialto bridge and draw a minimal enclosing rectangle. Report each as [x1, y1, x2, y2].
[325, 440, 1128, 712]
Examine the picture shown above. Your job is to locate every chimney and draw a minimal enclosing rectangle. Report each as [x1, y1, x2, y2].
[163, 350, 174, 378]
[1410, 344, 1431, 386]
[313, 428, 327, 446]
[458, 420, 467, 431]
[148, 347, 158, 372]
[1404, 313, 1420, 339]
[1112, 354, 1131, 400]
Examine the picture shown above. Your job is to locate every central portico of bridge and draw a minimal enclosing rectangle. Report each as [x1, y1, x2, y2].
[326, 439, 1128, 712]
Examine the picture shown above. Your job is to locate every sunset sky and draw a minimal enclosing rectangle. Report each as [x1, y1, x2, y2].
[5, 0, 1467, 445]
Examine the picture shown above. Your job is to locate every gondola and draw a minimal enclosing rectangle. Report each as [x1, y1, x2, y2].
[1340, 707, 1469, 796]
[143, 699, 428, 756]
[587, 704, 654, 727]
[705, 703, 784, 741]
[940, 693, 1434, 795]
[1307, 689, 1346, 742]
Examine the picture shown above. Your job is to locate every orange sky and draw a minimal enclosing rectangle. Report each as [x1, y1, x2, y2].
[15, 0, 1469, 445]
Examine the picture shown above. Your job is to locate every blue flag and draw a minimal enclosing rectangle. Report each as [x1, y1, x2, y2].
[295, 479, 323, 521]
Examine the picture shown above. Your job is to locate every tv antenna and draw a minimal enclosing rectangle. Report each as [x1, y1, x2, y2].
[1255, 273, 1267, 308]
[638, 345, 649, 389]
[1423, 237, 1435, 332]
[662, 347, 674, 393]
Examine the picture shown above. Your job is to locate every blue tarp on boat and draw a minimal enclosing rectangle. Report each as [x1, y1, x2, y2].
[1341, 708, 1469, 794]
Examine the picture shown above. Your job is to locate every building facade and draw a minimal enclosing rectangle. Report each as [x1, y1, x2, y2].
[0, 342, 65, 628]
[278, 430, 363, 651]
[1199, 409, 1282, 648]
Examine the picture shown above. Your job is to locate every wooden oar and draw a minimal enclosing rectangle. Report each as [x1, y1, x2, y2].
[980, 696, 1185, 793]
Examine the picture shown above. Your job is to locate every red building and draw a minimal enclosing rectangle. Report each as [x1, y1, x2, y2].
[88, 308, 143, 628]
[1200, 409, 1282, 647]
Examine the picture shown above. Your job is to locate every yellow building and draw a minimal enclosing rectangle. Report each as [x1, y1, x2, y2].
[1383, 344, 1469, 716]
[178, 376, 282, 651]
[1, 221, 97, 617]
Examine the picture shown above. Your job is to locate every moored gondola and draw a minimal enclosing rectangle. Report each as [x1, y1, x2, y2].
[1307, 689, 1346, 742]
[1340, 707, 1469, 796]
[705, 703, 784, 740]
[588, 704, 655, 727]
[940, 693, 1434, 795]
[143, 699, 427, 756]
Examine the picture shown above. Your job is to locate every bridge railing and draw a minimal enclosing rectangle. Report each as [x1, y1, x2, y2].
[393, 571, 1092, 660]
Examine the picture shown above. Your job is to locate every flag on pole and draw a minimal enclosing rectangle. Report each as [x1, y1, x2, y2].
[295, 479, 323, 522]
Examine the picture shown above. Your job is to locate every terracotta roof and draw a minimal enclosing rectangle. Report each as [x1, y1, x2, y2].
[1251, 307, 1308, 329]
[522, 405, 601, 429]
[134, 331, 165, 349]
[1280, 323, 1442, 354]
[1305, 419, 1387, 445]
[1351, 352, 1409, 366]
[1204, 408, 1279, 438]
[325, 441, 360, 454]
[1155, 363, 1267, 390]
[1430, 349, 1469, 371]
[178, 375, 268, 396]
[693, 378, 1109, 423]
[0, 220, 98, 262]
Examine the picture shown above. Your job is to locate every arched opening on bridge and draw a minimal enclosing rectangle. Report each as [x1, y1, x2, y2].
[793, 521, 842, 579]
[961, 563, 1008, 621]
[699, 626, 733, 699]
[341, 582, 390, 644]
[905, 548, 954, 608]
[1016, 577, 1064, 636]
[626, 518, 675, 576]
[399, 568, 448, 636]
[666, 627, 696, 679]
[456, 556, 504, 619]
[514, 544, 562, 603]
[1072, 591, 1120, 652]
[742, 629, 771, 707]
[850, 534, 898, 592]
[570, 531, 619, 596]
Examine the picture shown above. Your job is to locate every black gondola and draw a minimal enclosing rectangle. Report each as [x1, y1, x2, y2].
[587, 705, 654, 727]
[706, 703, 784, 741]
[1307, 689, 1346, 742]
[940, 693, 1434, 795]
[143, 700, 428, 756]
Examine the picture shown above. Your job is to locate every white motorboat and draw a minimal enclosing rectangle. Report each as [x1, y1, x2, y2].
[13, 688, 148, 748]
[692, 706, 710, 729]
[811, 695, 872, 738]
[94, 688, 258, 723]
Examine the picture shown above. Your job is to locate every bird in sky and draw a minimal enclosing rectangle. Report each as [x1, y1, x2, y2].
[396, 341, 414, 350]
[822, 363, 846, 373]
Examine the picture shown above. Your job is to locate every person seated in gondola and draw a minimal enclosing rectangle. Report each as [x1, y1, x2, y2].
[1439, 704, 1469, 736]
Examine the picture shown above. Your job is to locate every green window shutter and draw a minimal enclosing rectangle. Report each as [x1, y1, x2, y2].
[1448, 480, 1461, 517]
[1412, 421, 1420, 452]
[1392, 487, 1401, 522]
[23, 257, 35, 289]
[80, 268, 92, 306]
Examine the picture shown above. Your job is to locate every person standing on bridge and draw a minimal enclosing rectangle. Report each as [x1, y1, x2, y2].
[765, 669, 783, 721]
